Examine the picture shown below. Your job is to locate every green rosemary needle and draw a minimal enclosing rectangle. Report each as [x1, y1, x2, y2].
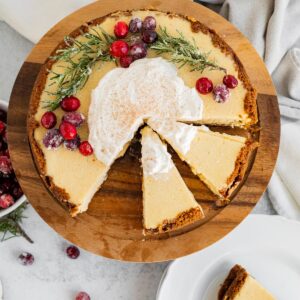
[150, 26, 227, 73]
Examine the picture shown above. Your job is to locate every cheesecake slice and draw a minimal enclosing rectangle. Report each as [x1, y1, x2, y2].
[219, 265, 275, 300]
[148, 120, 256, 198]
[141, 127, 204, 233]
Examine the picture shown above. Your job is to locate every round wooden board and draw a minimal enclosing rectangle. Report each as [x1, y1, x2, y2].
[7, 0, 280, 262]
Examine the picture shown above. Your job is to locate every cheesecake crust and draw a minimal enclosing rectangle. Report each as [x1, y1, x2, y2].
[28, 9, 258, 217]
[218, 264, 248, 300]
[144, 206, 203, 234]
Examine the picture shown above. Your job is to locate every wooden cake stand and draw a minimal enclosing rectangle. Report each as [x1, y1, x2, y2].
[7, 0, 280, 262]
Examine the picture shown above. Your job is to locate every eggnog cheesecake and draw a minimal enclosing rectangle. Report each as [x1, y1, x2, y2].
[148, 120, 257, 198]
[141, 127, 204, 233]
[28, 9, 258, 223]
[219, 265, 275, 300]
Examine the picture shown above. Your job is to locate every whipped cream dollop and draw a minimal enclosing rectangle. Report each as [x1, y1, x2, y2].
[141, 128, 173, 177]
[147, 119, 199, 155]
[88, 57, 203, 166]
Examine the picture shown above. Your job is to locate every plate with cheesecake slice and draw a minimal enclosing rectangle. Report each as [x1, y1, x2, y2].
[157, 215, 300, 300]
[8, 0, 279, 261]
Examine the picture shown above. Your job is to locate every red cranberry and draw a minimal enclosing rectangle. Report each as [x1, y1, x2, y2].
[11, 184, 23, 200]
[0, 121, 5, 135]
[43, 129, 64, 149]
[114, 21, 129, 38]
[213, 84, 230, 103]
[41, 111, 57, 129]
[59, 122, 77, 140]
[79, 141, 93, 156]
[0, 109, 7, 123]
[142, 30, 158, 44]
[18, 252, 34, 266]
[62, 112, 85, 127]
[120, 56, 133, 68]
[129, 18, 142, 33]
[0, 156, 12, 176]
[64, 135, 81, 151]
[0, 194, 14, 208]
[130, 43, 147, 60]
[66, 245, 80, 259]
[110, 40, 129, 57]
[60, 96, 81, 112]
[223, 75, 238, 89]
[143, 16, 156, 30]
[196, 77, 213, 94]
[75, 291, 91, 300]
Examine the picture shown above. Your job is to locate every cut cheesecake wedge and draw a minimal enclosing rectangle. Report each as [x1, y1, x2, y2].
[148, 120, 257, 199]
[219, 265, 275, 300]
[141, 127, 204, 233]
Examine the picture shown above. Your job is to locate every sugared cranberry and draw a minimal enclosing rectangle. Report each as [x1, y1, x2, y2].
[59, 122, 77, 140]
[62, 112, 85, 127]
[79, 141, 93, 156]
[1, 178, 12, 192]
[142, 16, 156, 30]
[0, 194, 14, 208]
[0, 109, 7, 123]
[18, 252, 34, 266]
[114, 21, 129, 38]
[142, 30, 157, 44]
[43, 129, 64, 149]
[0, 156, 12, 176]
[0, 121, 5, 135]
[41, 111, 57, 129]
[223, 75, 238, 89]
[213, 84, 230, 103]
[196, 77, 213, 94]
[75, 291, 91, 300]
[120, 56, 133, 68]
[11, 184, 23, 200]
[128, 35, 144, 46]
[129, 18, 142, 33]
[60, 96, 81, 112]
[66, 245, 80, 259]
[130, 43, 147, 60]
[110, 40, 129, 57]
[64, 135, 80, 151]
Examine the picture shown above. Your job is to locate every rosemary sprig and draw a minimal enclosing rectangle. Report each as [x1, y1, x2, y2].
[150, 26, 227, 73]
[44, 28, 116, 110]
[0, 202, 33, 243]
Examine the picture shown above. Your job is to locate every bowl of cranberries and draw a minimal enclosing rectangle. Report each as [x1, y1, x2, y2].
[0, 99, 26, 218]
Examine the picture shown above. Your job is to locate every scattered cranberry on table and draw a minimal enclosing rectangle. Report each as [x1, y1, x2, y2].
[66, 245, 80, 259]
[213, 84, 230, 103]
[79, 141, 93, 156]
[75, 291, 91, 300]
[223, 74, 238, 89]
[41, 111, 57, 129]
[196, 77, 214, 94]
[60, 96, 81, 112]
[18, 252, 34, 266]
[114, 21, 129, 38]
[110, 40, 129, 58]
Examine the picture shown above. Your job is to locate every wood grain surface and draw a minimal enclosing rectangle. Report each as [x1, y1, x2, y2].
[7, 0, 280, 262]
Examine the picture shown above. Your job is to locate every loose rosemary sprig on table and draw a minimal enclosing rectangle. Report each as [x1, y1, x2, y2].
[44, 28, 116, 110]
[0, 202, 33, 243]
[150, 26, 227, 73]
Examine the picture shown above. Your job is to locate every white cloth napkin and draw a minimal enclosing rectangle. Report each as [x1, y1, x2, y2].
[1, 0, 300, 218]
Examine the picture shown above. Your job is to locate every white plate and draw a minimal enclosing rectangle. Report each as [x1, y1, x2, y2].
[157, 215, 300, 300]
[0, 99, 26, 218]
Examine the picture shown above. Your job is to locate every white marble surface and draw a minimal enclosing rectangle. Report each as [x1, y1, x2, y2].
[0, 20, 276, 300]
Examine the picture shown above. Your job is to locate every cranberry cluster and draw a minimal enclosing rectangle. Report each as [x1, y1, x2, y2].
[0, 109, 23, 209]
[109, 16, 157, 68]
[196, 74, 238, 103]
[42, 96, 93, 156]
